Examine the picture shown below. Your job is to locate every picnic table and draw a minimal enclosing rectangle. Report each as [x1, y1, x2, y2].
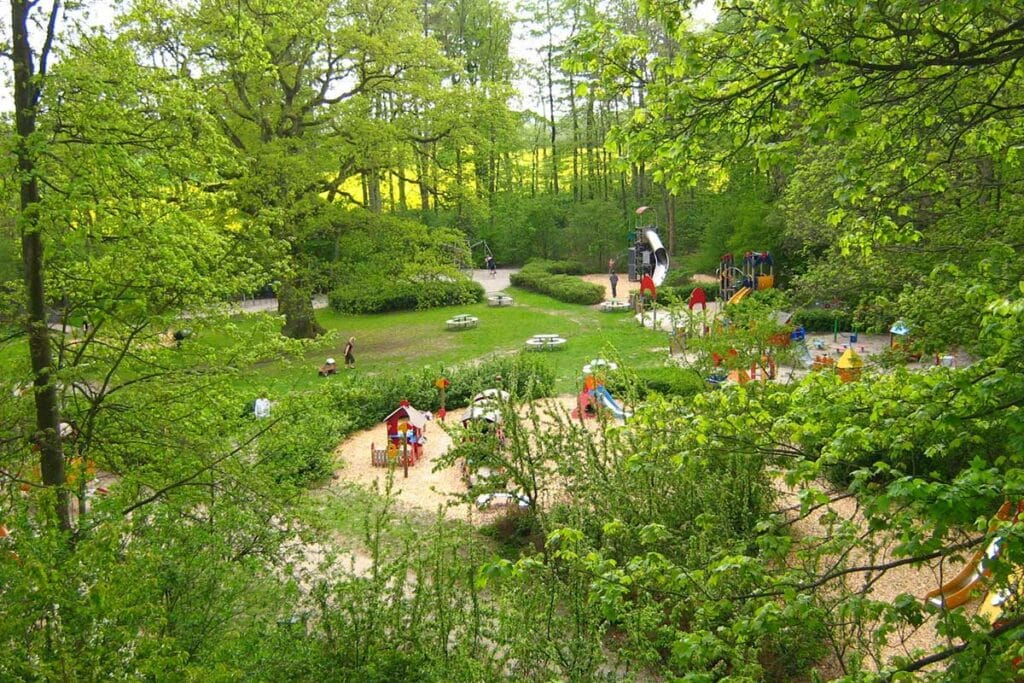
[487, 295, 514, 307]
[525, 334, 567, 351]
[600, 299, 630, 312]
[446, 314, 479, 330]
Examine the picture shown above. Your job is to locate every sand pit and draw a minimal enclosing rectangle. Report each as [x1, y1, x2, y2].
[329, 413, 469, 519]
[580, 273, 641, 301]
[328, 395, 584, 523]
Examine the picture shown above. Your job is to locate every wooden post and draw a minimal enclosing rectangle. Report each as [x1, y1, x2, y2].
[402, 433, 409, 479]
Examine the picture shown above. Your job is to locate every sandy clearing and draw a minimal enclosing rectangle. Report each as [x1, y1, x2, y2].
[329, 411, 469, 519]
[327, 395, 584, 523]
[779, 481, 976, 674]
[580, 273, 642, 301]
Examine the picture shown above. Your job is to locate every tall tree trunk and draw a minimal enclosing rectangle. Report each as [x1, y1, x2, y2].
[416, 145, 431, 211]
[387, 169, 395, 213]
[12, 0, 70, 531]
[544, 13, 559, 196]
[664, 188, 676, 254]
[367, 169, 383, 213]
[455, 147, 464, 226]
[431, 142, 441, 213]
[397, 168, 408, 212]
[278, 279, 324, 339]
[489, 133, 498, 196]
[585, 93, 596, 200]
[532, 147, 539, 197]
[569, 72, 579, 201]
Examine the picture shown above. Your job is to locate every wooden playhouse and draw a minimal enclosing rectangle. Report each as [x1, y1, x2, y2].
[371, 400, 430, 467]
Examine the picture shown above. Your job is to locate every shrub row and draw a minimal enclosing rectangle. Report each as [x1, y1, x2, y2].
[521, 259, 587, 275]
[607, 365, 707, 400]
[328, 278, 483, 314]
[661, 282, 721, 304]
[253, 354, 555, 486]
[510, 261, 604, 305]
[791, 307, 854, 333]
[327, 353, 557, 434]
[661, 268, 698, 287]
[256, 391, 352, 487]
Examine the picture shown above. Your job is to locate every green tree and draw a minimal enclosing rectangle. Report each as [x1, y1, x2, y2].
[127, 0, 456, 337]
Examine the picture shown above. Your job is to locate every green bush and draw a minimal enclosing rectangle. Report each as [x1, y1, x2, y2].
[329, 278, 483, 314]
[256, 392, 352, 486]
[327, 354, 556, 432]
[791, 307, 853, 333]
[608, 366, 707, 399]
[662, 268, 698, 287]
[510, 260, 604, 305]
[526, 259, 587, 275]
[661, 282, 721, 304]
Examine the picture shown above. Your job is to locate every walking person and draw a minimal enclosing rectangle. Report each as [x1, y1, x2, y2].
[609, 271, 619, 299]
[486, 254, 496, 277]
[344, 337, 356, 369]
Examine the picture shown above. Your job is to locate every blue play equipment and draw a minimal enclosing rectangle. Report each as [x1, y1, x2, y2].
[590, 385, 628, 419]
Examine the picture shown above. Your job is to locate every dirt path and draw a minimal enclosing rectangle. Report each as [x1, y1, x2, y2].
[579, 273, 642, 300]
[779, 481, 968, 674]
[470, 267, 518, 294]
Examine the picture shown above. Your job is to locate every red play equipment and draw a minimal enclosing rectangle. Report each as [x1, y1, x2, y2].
[688, 287, 707, 311]
[371, 400, 429, 468]
[640, 273, 657, 299]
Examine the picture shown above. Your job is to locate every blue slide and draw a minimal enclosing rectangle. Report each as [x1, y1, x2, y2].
[591, 385, 629, 419]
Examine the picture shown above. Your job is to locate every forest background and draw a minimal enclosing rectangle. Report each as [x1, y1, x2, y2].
[4, 0, 1024, 680]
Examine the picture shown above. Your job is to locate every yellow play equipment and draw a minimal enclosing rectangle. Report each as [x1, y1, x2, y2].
[727, 287, 751, 305]
[924, 501, 1022, 610]
[836, 348, 864, 383]
[718, 251, 774, 303]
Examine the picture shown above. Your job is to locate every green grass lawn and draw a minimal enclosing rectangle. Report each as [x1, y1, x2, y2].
[221, 287, 671, 398]
[2, 288, 675, 401]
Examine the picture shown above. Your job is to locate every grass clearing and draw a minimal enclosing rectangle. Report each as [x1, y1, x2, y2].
[221, 287, 671, 397]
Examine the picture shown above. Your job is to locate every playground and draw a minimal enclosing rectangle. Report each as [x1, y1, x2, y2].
[11, 220, 1003, 680]
[326, 393, 585, 522]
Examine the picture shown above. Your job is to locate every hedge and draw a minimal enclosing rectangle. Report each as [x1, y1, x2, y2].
[510, 261, 604, 305]
[255, 391, 351, 487]
[662, 268, 698, 287]
[791, 308, 854, 333]
[661, 282, 721, 304]
[521, 259, 587, 275]
[329, 278, 483, 314]
[607, 366, 707, 400]
[326, 353, 556, 433]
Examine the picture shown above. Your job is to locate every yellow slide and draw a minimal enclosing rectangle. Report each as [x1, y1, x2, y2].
[924, 538, 1003, 609]
[924, 501, 1018, 609]
[728, 287, 751, 305]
